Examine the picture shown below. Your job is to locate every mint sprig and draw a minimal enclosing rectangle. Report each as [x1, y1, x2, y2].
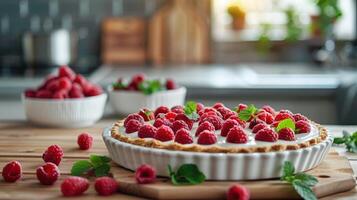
[333, 130, 357, 153]
[71, 155, 111, 177]
[281, 161, 318, 200]
[238, 104, 257, 121]
[276, 118, 296, 132]
[184, 101, 199, 121]
[112, 81, 127, 90]
[138, 80, 164, 95]
[168, 164, 206, 185]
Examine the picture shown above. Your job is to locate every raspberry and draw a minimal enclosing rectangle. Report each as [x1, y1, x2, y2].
[174, 128, 193, 144]
[261, 105, 276, 116]
[217, 107, 233, 118]
[25, 89, 37, 98]
[129, 73, 145, 90]
[236, 103, 248, 112]
[73, 74, 88, 88]
[36, 162, 60, 185]
[154, 106, 170, 118]
[275, 112, 294, 122]
[200, 111, 220, 120]
[271, 121, 279, 128]
[138, 108, 155, 121]
[69, 83, 84, 98]
[213, 102, 225, 110]
[153, 118, 172, 128]
[223, 111, 236, 120]
[135, 164, 156, 184]
[58, 65, 76, 80]
[172, 120, 189, 133]
[293, 113, 308, 122]
[227, 184, 250, 200]
[197, 130, 217, 145]
[52, 89, 68, 99]
[200, 115, 223, 130]
[138, 124, 157, 138]
[196, 103, 204, 112]
[2, 161, 22, 182]
[252, 123, 268, 134]
[280, 109, 293, 115]
[228, 115, 247, 128]
[171, 105, 184, 114]
[45, 78, 59, 91]
[154, 125, 174, 142]
[175, 114, 194, 129]
[57, 77, 72, 91]
[248, 119, 264, 129]
[36, 90, 53, 98]
[84, 84, 103, 97]
[221, 119, 239, 137]
[226, 126, 248, 144]
[42, 144, 64, 166]
[296, 120, 311, 133]
[166, 79, 177, 90]
[256, 111, 274, 124]
[278, 128, 296, 141]
[195, 121, 215, 136]
[124, 114, 145, 127]
[125, 119, 143, 133]
[94, 177, 118, 196]
[61, 177, 89, 196]
[165, 112, 177, 122]
[255, 128, 278, 142]
[77, 132, 93, 150]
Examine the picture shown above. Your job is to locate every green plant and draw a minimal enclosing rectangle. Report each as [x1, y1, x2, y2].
[333, 130, 357, 153]
[284, 7, 303, 42]
[257, 23, 273, 54]
[314, 0, 342, 36]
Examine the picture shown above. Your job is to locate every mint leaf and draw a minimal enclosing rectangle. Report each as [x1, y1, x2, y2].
[94, 163, 111, 177]
[184, 101, 199, 121]
[295, 173, 318, 187]
[333, 137, 346, 144]
[139, 80, 163, 95]
[282, 161, 294, 178]
[333, 130, 357, 153]
[276, 118, 296, 132]
[71, 160, 93, 176]
[168, 164, 206, 185]
[112, 82, 127, 90]
[238, 104, 257, 121]
[90, 155, 111, 168]
[292, 180, 317, 200]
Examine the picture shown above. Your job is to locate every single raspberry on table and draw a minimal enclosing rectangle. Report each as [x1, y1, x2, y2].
[138, 108, 155, 121]
[295, 120, 311, 134]
[124, 114, 144, 127]
[165, 112, 177, 122]
[174, 128, 193, 144]
[200, 115, 223, 130]
[153, 118, 172, 128]
[61, 176, 89, 197]
[226, 126, 248, 144]
[154, 125, 174, 142]
[125, 119, 143, 133]
[135, 164, 156, 184]
[77, 132, 93, 150]
[172, 120, 189, 133]
[197, 130, 217, 145]
[221, 119, 239, 137]
[154, 106, 170, 118]
[58, 65, 76, 80]
[255, 128, 279, 142]
[252, 123, 268, 134]
[171, 105, 184, 114]
[195, 121, 215, 137]
[227, 184, 250, 200]
[2, 161, 22, 182]
[175, 114, 194, 129]
[138, 124, 157, 138]
[278, 128, 296, 141]
[274, 112, 294, 122]
[36, 162, 60, 185]
[25, 89, 37, 98]
[166, 79, 177, 90]
[293, 113, 308, 122]
[261, 105, 276, 116]
[42, 144, 64, 166]
[94, 177, 118, 196]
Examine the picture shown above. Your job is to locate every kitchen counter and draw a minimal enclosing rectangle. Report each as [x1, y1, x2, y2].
[0, 120, 356, 199]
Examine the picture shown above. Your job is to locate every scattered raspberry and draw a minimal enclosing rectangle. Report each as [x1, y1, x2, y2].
[196, 103, 204, 112]
[175, 114, 194, 129]
[248, 118, 264, 129]
[195, 121, 215, 136]
[295, 120, 311, 134]
[52, 89, 68, 99]
[236, 103, 248, 112]
[171, 105, 184, 114]
[124, 114, 144, 127]
[154, 125, 174, 142]
[42, 144, 64, 166]
[293, 113, 308, 122]
[165, 112, 177, 122]
[252, 123, 268, 134]
[261, 105, 276, 116]
[221, 119, 239, 137]
[213, 102, 225, 110]
[197, 130, 217, 145]
[154, 106, 170, 118]
[278, 128, 296, 141]
[227, 184, 250, 200]
[256, 111, 274, 124]
[226, 126, 248, 144]
[138, 108, 155, 121]
[255, 128, 278, 142]
[138, 124, 157, 138]
[58, 65, 76, 80]
[36, 162, 60, 185]
[25, 89, 37, 98]
[166, 79, 177, 90]
[174, 128, 193, 144]
[2, 161, 22, 182]
[61, 176, 89, 197]
[94, 177, 118, 196]
[275, 112, 294, 122]
[77, 132, 93, 150]
[199, 115, 223, 130]
[125, 119, 143, 133]
[135, 164, 156, 184]
[172, 120, 189, 133]
[36, 90, 53, 98]
[153, 118, 172, 128]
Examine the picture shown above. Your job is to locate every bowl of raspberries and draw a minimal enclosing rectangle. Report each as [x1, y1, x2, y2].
[23, 65, 107, 128]
[108, 73, 186, 114]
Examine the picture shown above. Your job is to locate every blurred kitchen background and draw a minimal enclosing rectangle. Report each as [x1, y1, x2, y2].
[1, 0, 357, 124]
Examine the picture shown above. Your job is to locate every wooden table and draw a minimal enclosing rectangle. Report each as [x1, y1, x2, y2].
[0, 120, 356, 199]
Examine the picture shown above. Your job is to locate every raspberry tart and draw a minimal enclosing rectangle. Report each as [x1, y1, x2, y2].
[103, 102, 332, 180]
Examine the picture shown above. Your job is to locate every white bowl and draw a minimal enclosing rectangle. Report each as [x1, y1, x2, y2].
[103, 127, 332, 180]
[108, 87, 186, 114]
[22, 94, 107, 128]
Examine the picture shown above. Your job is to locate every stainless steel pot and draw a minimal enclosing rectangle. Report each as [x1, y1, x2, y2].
[23, 29, 77, 68]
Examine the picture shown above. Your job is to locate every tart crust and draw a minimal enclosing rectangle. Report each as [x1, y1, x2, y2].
[110, 120, 328, 153]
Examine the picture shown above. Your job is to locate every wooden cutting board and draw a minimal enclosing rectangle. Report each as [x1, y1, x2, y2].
[112, 151, 356, 199]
